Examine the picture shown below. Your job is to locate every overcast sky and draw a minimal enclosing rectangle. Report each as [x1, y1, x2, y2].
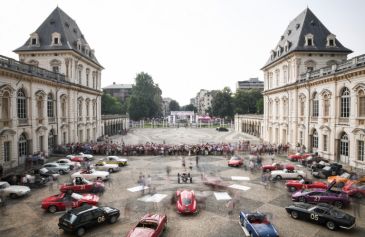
[1, 0, 365, 105]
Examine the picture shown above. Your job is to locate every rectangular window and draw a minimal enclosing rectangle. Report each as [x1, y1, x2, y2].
[358, 140, 364, 161]
[63, 132, 67, 145]
[4, 141, 11, 162]
[31, 38, 37, 45]
[323, 135, 328, 151]
[312, 100, 319, 117]
[341, 97, 350, 117]
[54, 38, 59, 44]
[312, 135, 318, 148]
[86, 74, 89, 87]
[324, 99, 330, 116]
[300, 101, 305, 116]
[78, 70, 82, 84]
[308, 39, 313, 46]
[359, 97, 365, 117]
[299, 131, 304, 145]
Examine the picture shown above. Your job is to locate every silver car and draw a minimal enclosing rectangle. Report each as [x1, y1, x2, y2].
[43, 163, 70, 175]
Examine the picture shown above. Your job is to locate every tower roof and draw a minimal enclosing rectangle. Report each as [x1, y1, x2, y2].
[262, 8, 352, 69]
[14, 7, 102, 68]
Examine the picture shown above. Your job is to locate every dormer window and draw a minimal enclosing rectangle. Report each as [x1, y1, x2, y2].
[284, 40, 290, 52]
[326, 34, 336, 47]
[29, 33, 39, 47]
[305, 34, 314, 47]
[51, 32, 62, 46]
[276, 46, 282, 57]
[77, 39, 82, 51]
[271, 50, 275, 60]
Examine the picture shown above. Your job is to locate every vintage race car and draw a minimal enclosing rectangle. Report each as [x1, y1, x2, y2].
[28, 167, 60, 180]
[41, 192, 99, 213]
[99, 156, 128, 166]
[43, 162, 70, 175]
[288, 153, 313, 161]
[0, 181, 31, 199]
[291, 181, 350, 208]
[285, 202, 356, 230]
[202, 174, 227, 189]
[342, 180, 365, 198]
[270, 169, 305, 180]
[67, 153, 93, 161]
[69, 156, 86, 163]
[239, 211, 279, 237]
[327, 172, 365, 188]
[177, 172, 192, 183]
[228, 156, 243, 167]
[56, 158, 81, 170]
[71, 169, 109, 181]
[126, 213, 167, 237]
[285, 179, 328, 192]
[60, 177, 105, 194]
[176, 190, 197, 214]
[93, 161, 120, 173]
[262, 163, 295, 172]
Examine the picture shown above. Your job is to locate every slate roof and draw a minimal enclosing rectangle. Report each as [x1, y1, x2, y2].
[14, 7, 102, 68]
[262, 8, 352, 69]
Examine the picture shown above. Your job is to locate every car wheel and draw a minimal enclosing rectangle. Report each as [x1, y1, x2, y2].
[48, 205, 57, 213]
[109, 215, 117, 224]
[326, 221, 336, 231]
[276, 175, 282, 180]
[77, 227, 86, 236]
[289, 186, 297, 192]
[290, 211, 299, 219]
[9, 193, 18, 199]
[298, 197, 306, 203]
[108, 168, 113, 173]
[334, 201, 343, 209]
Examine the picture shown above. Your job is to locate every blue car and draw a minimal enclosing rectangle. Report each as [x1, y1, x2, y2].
[239, 211, 279, 237]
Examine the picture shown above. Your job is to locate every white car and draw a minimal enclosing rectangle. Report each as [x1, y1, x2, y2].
[0, 181, 31, 199]
[270, 169, 305, 180]
[56, 158, 81, 170]
[66, 153, 93, 160]
[103, 156, 128, 166]
[93, 162, 120, 173]
[71, 169, 109, 181]
[43, 163, 70, 175]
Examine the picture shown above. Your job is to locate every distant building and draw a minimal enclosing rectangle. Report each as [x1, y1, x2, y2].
[195, 89, 217, 115]
[190, 98, 195, 106]
[162, 97, 173, 117]
[102, 82, 133, 102]
[236, 78, 264, 91]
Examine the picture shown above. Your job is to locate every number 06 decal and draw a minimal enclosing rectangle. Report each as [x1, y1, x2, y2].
[98, 216, 105, 223]
[310, 213, 319, 221]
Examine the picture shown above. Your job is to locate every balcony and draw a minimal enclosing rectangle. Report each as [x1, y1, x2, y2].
[48, 117, 56, 124]
[18, 118, 28, 125]
[310, 117, 318, 123]
[338, 117, 349, 125]
[0, 119, 11, 128]
[357, 119, 365, 126]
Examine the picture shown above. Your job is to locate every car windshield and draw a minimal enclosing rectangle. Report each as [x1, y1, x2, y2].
[182, 198, 192, 205]
[62, 213, 78, 224]
[0, 183, 10, 189]
[329, 209, 345, 218]
[136, 221, 158, 229]
[323, 166, 331, 171]
[231, 157, 240, 161]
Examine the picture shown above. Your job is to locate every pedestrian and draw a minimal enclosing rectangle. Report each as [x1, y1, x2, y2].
[0, 189, 7, 216]
[195, 155, 199, 166]
[108, 175, 113, 188]
[166, 166, 171, 177]
[249, 160, 254, 173]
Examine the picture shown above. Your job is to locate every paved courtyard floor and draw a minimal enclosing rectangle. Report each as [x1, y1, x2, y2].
[1, 128, 364, 237]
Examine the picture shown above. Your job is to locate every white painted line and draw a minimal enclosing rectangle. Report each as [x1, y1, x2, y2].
[127, 185, 148, 192]
[138, 194, 167, 203]
[229, 184, 251, 191]
[238, 222, 250, 236]
[231, 176, 250, 181]
[214, 192, 231, 200]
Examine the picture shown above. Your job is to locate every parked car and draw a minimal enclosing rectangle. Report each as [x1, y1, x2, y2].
[310, 161, 329, 172]
[228, 156, 243, 167]
[216, 127, 228, 132]
[41, 192, 99, 213]
[300, 156, 328, 167]
[71, 169, 109, 181]
[28, 167, 60, 180]
[285, 202, 356, 230]
[312, 163, 345, 179]
[58, 205, 120, 236]
[262, 163, 295, 172]
[327, 172, 364, 188]
[239, 211, 279, 237]
[93, 161, 120, 173]
[126, 214, 167, 237]
[67, 153, 93, 161]
[342, 180, 365, 198]
[176, 190, 197, 214]
[56, 159, 81, 170]
[43, 162, 70, 175]
[23, 174, 48, 188]
[285, 179, 328, 192]
[60, 177, 105, 194]
[288, 153, 313, 162]
[270, 169, 306, 180]
[99, 156, 128, 167]
[0, 181, 31, 198]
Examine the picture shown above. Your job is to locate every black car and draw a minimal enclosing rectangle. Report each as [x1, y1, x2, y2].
[216, 127, 228, 132]
[58, 205, 120, 236]
[285, 202, 356, 231]
[312, 163, 345, 179]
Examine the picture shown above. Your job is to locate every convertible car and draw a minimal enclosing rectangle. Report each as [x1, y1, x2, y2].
[98, 156, 128, 166]
[228, 156, 243, 167]
[239, 211, 279, 237]
[126, 214, 167, 237]
[176, 190, 197, 214]
[327, 172, 365, 188]
[41, 193, 99, 213]
[262, 163, 294, 172]
[285, 179, 327, 192]
[285, 202, 356, 230]
[71, 169, 109, 181]
[342, 180, 365, 198]
[60, 177, 105, 194]
[288, 153, 313, 162]
[270, 169, 305, 180]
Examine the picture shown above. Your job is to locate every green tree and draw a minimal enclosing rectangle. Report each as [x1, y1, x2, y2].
[256, 97, 264, 114]
[211, 87, 234, 118]
[127, 72, 163, 120]
[101, 93, 123, 114]
[181, 104, 197, 112]
[233, 89, 263, 114]
[169, 100, 180, 111]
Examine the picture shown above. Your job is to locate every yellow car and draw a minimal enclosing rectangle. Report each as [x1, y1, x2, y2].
[97, 156, 128, 167]
[327, 172, 365, 188]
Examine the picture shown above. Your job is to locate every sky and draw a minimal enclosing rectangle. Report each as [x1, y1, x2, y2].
[1, 0, 365, 105]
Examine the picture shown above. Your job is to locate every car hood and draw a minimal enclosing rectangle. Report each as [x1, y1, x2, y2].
[5, 185, 30, 192]
[42, 194, 60, 203]
[252, 223, 278, 237]
[81, 194, 99, 203]
[128, 228, 155, 237]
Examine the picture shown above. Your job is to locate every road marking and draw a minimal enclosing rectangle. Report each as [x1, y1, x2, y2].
[229, 184, 251, 191]
[238, 222, 250, 236]
[127, 185, 148, 192]
[214, 192, 231, 200]
[138, 194, 167, 203]
[231, 176, 250, 181]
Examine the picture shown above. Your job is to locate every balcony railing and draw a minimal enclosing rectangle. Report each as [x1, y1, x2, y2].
[338, 117, 349, 124]
[48, 117, 56, 124]
[18, 118, 28, 125]
[311, 117, 318, 123]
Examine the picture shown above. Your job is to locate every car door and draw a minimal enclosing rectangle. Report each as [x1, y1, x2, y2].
[92, 209, 106, 227]
[306, 192, 319, 203]
[310, 207, 326, 225]
[79, 211, 94, 228]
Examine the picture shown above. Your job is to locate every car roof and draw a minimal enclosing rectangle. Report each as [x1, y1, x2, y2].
[67, 205, 98, 215]
[0, 181, 9, 185]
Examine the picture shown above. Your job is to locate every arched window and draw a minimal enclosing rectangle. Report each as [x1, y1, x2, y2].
[61, 96, 67, 118]
[17, 89, 27, 119]
[358, 90, 365, 117]
[47, 93, 54, 118]
[340, 87, 350, 118]
[312, 130, 318, 148]
[340, 133, 349, 156]
[323, 93, 330, 117]
[312, 92, 319, 117]
[18, 133, 27, 157]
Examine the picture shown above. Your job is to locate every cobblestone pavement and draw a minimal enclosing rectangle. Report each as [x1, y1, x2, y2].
[1, 129, 364, 237]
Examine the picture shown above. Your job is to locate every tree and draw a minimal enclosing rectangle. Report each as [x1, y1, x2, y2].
[181, 104, 197, 112]
[101, 93, 123, 115]
[233, 89, 263, 114]
[211, 87, 234, 118]
[127, 72, 163, 120]
[169, 100, 180, 111]
[256, 97, 264, 114]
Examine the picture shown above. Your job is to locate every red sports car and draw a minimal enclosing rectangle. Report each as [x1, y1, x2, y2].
[59, 177, 105, 194]
[285, 179, 328, 192]
[288, 153, 312, 161]
[343, 180, 365, 198]
[69, 156, 85, 162]
[41, 192, 99, 213]
[126, 214, 167, 237]
[176, 190, 197, 214]
[228, 156, 243, 167]
[262, 163, 295, 172]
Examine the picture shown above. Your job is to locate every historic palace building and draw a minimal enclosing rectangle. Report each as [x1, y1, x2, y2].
[259, 8, 365, 169]
[0, 7, 103, 170]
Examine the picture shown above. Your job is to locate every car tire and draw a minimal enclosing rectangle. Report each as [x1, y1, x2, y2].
[289, 186, 297, 192]
[334, 201, 343, 209]
[290, 211, 299, 219]
[298, 197, 306, 203]
[9, 193, 18, 199]
[48, 205, 57, 213]
[109, 215, 117, 224]
[77, 227, 86, 236]
[326, 221, 336, 231]
[108, 168, 113, 173]
[276, 175, 282, 180]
